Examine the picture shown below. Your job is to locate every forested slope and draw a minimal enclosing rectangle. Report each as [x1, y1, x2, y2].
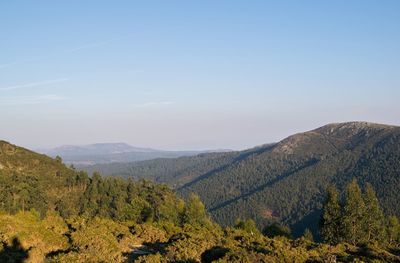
[0, 140, 184, 222]
[0, 140, 78, 215]
[83, 151, 241, 188]
[0, 139, 399, 262]
[179, 122, 400, 236]
[83, 122, 400, 237]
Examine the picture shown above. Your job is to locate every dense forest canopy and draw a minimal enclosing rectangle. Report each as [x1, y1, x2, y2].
[81, 122, 400, 237]
[0, 122, 400, 262]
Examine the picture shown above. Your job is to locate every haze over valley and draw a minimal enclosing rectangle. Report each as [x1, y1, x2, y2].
[1, 1, 400, 262]
[37, 143, 222, 165]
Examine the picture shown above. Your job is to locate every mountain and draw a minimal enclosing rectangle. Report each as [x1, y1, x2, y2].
[39, 143, 216, 165]
[0, 140, 79, 215]
[1, 135, 399, 261]
[81, 144, 276, 187]
[0, 139, 186, 225]
[87, 122, 400, 237]
[42, 143, 157, 156]
[82, 151, 241, 188]
[180, 122, 400, 236]
[0, 140, 75, 182]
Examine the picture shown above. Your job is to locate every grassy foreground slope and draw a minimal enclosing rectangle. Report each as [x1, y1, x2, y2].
[0, 139, 399, 262]
[1, 210, 399, 262]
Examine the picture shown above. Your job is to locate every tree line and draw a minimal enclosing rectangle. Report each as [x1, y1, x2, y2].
[320, 178, 400, 246]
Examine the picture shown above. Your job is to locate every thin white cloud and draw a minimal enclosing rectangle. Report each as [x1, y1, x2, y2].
[0, 58, 41, 70]
[135, 101, 174, 108]
[0, 94, 66, 105]
[0, 78, 69, 91]
[0, 36, 129, 69]
[0, 61, 19, 69]
[0, 38, 124, 70]
[66, 40, 114, 52]
[65, 36, 129, 53]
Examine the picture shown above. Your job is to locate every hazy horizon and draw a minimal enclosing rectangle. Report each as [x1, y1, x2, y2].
[9, 120, 400, 152]
[2, 1, 400, 150]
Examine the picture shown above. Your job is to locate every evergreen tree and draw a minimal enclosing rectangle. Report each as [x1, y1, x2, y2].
[387, 216, 400, 247]
[81, 173, 101, 216]
[55, 155, 63, 163]
[126, 178, 138, 204]
[363, 183, 385, 243]
[76, 171, 90, 190]
[262, 223, 291, 238]
[303, 228, 314, 242]
[110, 184, 126, 220]
[17, 183, 30, 213]
[182, 193, 210, 227]
[234, 219, 260, 235]
[320, 185, 342, 244]
[343, 179, 367, 245]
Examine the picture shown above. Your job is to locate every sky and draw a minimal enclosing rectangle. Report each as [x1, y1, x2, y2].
[1, 1, 400, 150]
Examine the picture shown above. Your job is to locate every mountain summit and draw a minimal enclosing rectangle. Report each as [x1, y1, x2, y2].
[87, 122, 400, 237]
[179, 122, 400, 235]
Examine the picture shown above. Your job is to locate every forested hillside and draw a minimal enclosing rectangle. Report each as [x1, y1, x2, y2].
[182, 122, 400, 236]
[0, 140, 77, 215]
[82, 145, 276, 188]
[84, 122, 400, 237]
[0, 139, 399, 262]
[0, 140, 184, 223]
[83, 151, 241, 187]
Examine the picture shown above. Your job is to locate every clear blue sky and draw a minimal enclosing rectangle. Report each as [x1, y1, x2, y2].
[1, 1, 399, 150]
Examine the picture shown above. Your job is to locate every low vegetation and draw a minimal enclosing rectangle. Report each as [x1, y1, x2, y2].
[83, 122, 400, 238]
[0, 138, 399, 262]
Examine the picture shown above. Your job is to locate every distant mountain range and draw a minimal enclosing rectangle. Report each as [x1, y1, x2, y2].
[2, 133, 396, 261]
[38, 143, 229, 165]
[82, 122, 400, 237]
[42, 143, 158, 156]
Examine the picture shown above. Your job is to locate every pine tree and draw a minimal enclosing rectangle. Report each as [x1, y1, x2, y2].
[234, 219, 260, 235]
[127, 178, 138, 204]
[81, 173, 101, 216]
[303, 228, 314, 242]
[262, 223, 292, 238]
[387, 216, 400, 247]
[181, 193, 210, 227]
[343, 179, 367, 245]
[76, 171, 90, 190]
[320, 185, 342, 244]
[363, 183, 385, 243]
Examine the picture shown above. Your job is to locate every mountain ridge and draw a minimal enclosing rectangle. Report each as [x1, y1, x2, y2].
[39, 143, 160, 156]
[179, 121, 400, 236]
[3, 121, 399, 237]
[38, 143, 228, 165]
[80, 121, 400, 237]
[1, 137, 398, 261]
